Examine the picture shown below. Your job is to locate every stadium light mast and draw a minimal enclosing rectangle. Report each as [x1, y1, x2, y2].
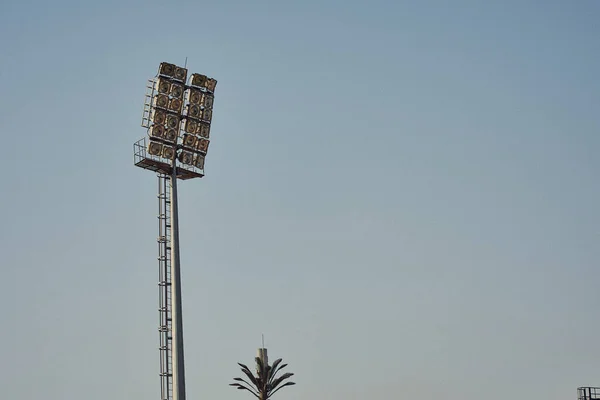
[133, 62, 217, 400]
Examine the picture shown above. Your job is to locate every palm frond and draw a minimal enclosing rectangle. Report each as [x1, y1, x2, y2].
[267, 359, 283, 382]
[238, 364, 259, 388]
[238, 362, 251, 371]
[268, 363, 287, 385]
[269, 381, 296, 398]
[233, 377, 256, 389]
[269, 372, 294, 392]
[229, 383, 260, 398]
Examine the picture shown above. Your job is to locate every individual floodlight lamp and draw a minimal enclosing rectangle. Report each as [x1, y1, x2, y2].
[182, 133, 196, 148]
[178, 151, 194, 165]
[171, 83, 184, 99]
[187, 104, 202, 119]
[162, 145, 175, 160]
[188, 89, 202, 105]
[184, 120, 197, 134]
[202, 94, 214, 109]
[154, 94, 169, 109]
[157, 79, 171, 94]
[159, 62, 176, 77]
[173, 66, 188, 83]
[164, 128, 178, 143]
[166, 114, 180, 130]
[205, 78, 217, 93]
[193, 154, 205, 169]
[196, 138, 209, 154]
[189, 73, 207, 88]
[150, 125, 165, 139]
[152, 109, 167, 125]
[169, 98, 183, 113]
[202, 108, 212, 123]
[147, 141, 163, 156]
[197, 123, 210, 138]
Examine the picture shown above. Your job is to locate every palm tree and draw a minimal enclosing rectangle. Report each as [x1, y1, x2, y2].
[230, 357, 296, 400]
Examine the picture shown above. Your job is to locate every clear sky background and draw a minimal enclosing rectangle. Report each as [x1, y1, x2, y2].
[1, 1, 598, 399]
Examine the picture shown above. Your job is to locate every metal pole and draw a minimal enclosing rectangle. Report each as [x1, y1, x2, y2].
[170, 161, 187, 400]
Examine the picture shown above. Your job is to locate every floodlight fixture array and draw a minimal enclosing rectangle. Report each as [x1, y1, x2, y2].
[138, 62, 217, 179]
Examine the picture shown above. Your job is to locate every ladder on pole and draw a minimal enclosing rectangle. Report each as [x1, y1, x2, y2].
[157, 174, 173, 400]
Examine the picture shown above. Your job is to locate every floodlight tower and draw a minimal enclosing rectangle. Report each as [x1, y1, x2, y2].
[134, 62, 217, 400]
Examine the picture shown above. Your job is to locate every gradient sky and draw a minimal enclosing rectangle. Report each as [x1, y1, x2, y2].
[1, 1, 599, 399]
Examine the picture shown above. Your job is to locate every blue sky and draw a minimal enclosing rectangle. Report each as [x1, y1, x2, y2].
[1, 1, 599, 399]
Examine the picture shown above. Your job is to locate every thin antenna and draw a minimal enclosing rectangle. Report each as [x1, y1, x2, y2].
[184, 57, 188, 68]
[262, 334, 265, 348]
